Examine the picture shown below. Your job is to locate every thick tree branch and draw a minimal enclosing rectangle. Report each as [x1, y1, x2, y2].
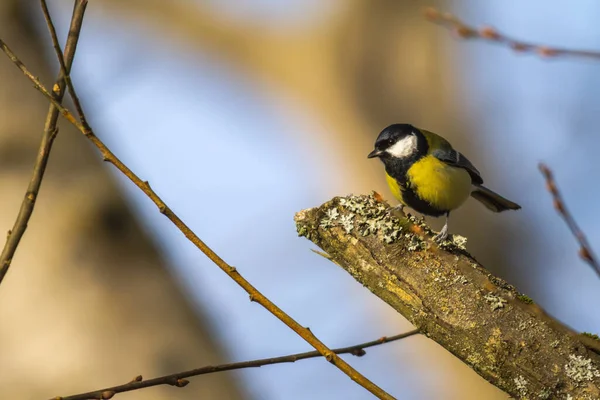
[295, 194, 600, 399]
[425, 7, 600, 60]
[54, 330, 419, 399]
[0, 33, 394, 400]
[0, 0, 87, 285]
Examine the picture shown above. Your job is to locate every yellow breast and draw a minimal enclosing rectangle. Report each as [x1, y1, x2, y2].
[406, 156, 472, 211]
[385, 172, 404, 203]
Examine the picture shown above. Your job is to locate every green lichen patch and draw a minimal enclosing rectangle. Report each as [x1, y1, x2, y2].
[405, 213, 468, 251]
[565, 354, 600, 384]
[514, 375, 528, 397]
[448, 234, 468, 250]
[582, 332, 600, 341]
[484, 293, 507, 311]
[517, 293, 534, 304]
[537, 387, 552, 399]
[296, 222, 310, 239]
[406, 233, 426, 251]
[452, 274, 468, 285]
[295, 208, 315, 240]
[488, 275, 516, 292]
[314, 194, 411, 244]
[518, 319, 534, 331]
[296, 194, 475, 253]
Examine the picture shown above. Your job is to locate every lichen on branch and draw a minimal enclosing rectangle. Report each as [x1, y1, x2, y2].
[295, 194, 600, 399]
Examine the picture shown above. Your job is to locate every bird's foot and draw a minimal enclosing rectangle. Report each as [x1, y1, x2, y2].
[432, 225, 448, 243]
[388, 204, 405, 218]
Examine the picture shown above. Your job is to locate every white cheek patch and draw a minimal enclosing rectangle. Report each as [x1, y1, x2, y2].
[387, 135, 417, 158]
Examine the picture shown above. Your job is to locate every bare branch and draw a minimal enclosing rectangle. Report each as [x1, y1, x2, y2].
[53, 330, 419, 400]
[0, 0, 88, 286]
[40, 0, 88, 126]
[0, 34, 394, 400]
[425, 7, 600, 60]
[539, 163, 600, 277]
[295, 194, 600, 399]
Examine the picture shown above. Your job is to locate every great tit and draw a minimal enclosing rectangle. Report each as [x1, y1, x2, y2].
[368, 123, 520, 242]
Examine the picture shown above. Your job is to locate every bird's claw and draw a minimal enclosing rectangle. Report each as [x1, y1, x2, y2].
[433, 225, 448, 243]
[387, 204, 405, 218]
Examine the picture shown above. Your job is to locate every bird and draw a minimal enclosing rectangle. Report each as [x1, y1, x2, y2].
[367, 123, 520, 242]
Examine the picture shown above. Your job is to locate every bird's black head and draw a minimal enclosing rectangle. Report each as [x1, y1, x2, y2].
[367, 124, 424, 160]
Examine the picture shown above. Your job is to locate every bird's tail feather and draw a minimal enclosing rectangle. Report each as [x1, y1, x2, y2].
[471, 185, 521, 212]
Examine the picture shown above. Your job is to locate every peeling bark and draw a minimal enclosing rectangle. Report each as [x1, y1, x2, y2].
[295, 194, 600, 400]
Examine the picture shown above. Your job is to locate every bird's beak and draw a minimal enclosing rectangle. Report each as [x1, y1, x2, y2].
[367, 149, 382, 159]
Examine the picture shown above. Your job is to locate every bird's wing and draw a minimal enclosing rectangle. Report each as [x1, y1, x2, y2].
[431, 147, 484, 185]
[421, 130, 484, 185]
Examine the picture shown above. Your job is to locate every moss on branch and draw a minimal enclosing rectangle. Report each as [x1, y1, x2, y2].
[295, 194, 600, 399]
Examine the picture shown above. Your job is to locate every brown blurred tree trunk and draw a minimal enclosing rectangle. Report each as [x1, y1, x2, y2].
[0, 3, 244, 399]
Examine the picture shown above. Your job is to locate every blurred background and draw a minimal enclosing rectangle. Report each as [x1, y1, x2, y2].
[0, 0, 599, 399]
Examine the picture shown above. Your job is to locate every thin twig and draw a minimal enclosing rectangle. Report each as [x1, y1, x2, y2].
[539, 163, 600, 277]
[0, 0, 88, 285]
[54, 330, 420, 400]
[425, 7, 600, 60]
[40, 0, 88, 126]
[0, 34, 394, 400]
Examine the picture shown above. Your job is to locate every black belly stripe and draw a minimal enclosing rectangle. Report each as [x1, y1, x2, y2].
[383, 156, 449, 217]
[399, 185, 448, 217]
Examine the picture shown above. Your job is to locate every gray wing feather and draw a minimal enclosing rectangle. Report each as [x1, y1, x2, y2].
[431, 148, 484, 185]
